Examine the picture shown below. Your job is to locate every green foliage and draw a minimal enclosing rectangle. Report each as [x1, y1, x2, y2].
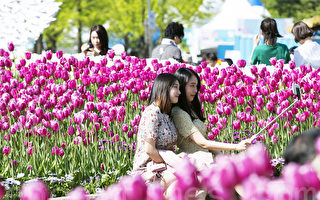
[43, 0, 209, 54]
[263, 0, 320, 22]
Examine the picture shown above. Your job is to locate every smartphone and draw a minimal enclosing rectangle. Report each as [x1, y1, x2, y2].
[88, 42, 93, 48]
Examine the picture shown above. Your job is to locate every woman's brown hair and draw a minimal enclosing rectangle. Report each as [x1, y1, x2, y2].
[148, 73, 178, 114]
[291, 21, 314, 43]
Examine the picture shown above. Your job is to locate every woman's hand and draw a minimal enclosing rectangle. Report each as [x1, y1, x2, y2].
[253, 34, 260, 47]
[81, 43, 90, 53]
[235, 139, 252, 151]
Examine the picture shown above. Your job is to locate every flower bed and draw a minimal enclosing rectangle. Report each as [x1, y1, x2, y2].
[0, 42, 319, 198]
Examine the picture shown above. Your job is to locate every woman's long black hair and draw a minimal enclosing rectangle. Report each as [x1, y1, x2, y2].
[174, 68, 204, 121]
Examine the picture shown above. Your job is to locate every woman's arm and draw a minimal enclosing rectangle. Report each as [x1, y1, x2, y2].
[250, 34, 260, 65]
[145, 138, 165, 163]
[189, 131, 250, 151]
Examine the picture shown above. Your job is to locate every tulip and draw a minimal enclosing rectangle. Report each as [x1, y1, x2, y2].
[101, 163, 105, 170]
[173, 158, 199, 197]
[67, 187, 89, 200]
[46, 50, 52, 60]
[20, 180, 50, 200]
[242, 174, 269, 200]
[108, 50, 115, 59]
[122, 124, 129, 132]
[237, 59, 246, 68]
[25, 52, 31, 60]
[146, 182, 164, 200]
[8, 42, 14, 51]
[269, 57, 277, 66]
[232, 120, 241, 130]
[0, 184, 5, 199]
[119, 175, 147, 200]
[2, 146, 10, 155]
[96, 184, 124, 200]
[4, 134, 10, 141]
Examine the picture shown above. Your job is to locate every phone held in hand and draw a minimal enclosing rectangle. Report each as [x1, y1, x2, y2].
[88, 42, 93, 48]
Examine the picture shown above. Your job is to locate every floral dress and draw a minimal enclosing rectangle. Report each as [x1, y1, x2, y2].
[132, 103, 177, 175]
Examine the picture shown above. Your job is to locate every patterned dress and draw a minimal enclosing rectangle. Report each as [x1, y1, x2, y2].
[132, 103, 177, 173]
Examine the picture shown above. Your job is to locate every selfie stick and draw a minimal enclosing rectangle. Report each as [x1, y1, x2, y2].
[250, 83, 301, 142]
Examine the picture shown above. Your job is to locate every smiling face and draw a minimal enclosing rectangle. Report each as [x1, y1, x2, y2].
[90, 31, 101, 50]
[169, 80, 181, 104]
[185, 75, 198, 103]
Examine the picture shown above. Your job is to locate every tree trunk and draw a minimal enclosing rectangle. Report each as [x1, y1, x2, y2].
[139, 35, 148, 58]
[77, 0, 82, 53]
[33, 34, 43, 54]
[47, 35, 57, 52]
[124, 34, 129, 52]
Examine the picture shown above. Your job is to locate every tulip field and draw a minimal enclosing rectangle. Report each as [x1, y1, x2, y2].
[1, 42, 320, 199]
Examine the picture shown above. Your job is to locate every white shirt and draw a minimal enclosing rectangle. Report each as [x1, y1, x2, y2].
[294, 40, 320, 69]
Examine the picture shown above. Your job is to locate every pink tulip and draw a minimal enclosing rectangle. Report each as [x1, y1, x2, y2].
[237, 59, 246, 68]
[20, 180, 50, 200]
[242, 174, 269, 200]
[50, 120, 59, 132]
[0, 184, 5, 199]
[67, 187, 89, 200]
[4, 134, 10, 141]
[46, 50, 52, 60]
[8, 42, 14, 51]
[232, 120, 241, 130]
[122, 124, 129, 132]
[289, 61, 296, 69]
[269, 57, 277, 65]
[100, 163, 104, 170]
[119, 175, 147, 200]
[245, 144, 272, 176]
[173, 158, 199, 197]
[96, 184, 124, 200]
[2, 146, 10, 155]
[108, 50, 115, 59]
[25, 52, 31, 60]
[146, 182, 164, 200]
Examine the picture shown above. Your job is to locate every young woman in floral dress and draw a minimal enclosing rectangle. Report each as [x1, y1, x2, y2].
[132, 73, 181, 196]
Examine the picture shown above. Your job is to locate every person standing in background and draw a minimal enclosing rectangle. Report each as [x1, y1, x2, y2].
[152, 22, 184, 63]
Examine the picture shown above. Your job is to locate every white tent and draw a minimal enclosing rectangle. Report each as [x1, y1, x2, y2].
[189, 0, 270, 61]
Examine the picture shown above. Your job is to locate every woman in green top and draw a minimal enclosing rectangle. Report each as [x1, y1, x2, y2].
[250, 18, 290, 65]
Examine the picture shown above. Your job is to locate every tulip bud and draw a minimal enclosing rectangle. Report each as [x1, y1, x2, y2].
[8, 42, 14, 51]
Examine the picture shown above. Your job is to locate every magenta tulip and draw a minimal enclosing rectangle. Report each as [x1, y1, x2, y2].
[8, 42, 14, 51]
[67, 187, 89, 200]
[20, 180, 50, 200]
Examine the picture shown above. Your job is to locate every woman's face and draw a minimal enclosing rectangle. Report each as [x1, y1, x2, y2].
[169, 80, 181, 104]
[185, 75, 198, 103]
[90, 31, 101, 50]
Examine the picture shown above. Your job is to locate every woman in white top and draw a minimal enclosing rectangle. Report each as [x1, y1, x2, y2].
[291, 21, 320, 68]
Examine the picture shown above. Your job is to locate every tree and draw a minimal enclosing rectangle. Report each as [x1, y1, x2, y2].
[43, 0, 209, 57]
[262, 0, 320, 22]
[43, 0, 108, 53]
[99, 0, 209, 57]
